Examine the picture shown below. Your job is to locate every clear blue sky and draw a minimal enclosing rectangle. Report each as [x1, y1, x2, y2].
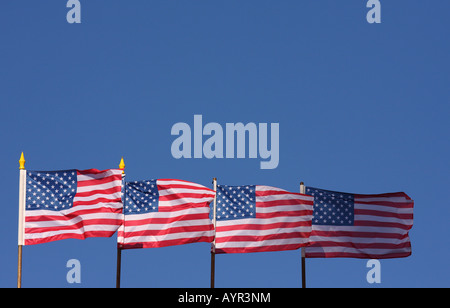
[0, 1, 448, 288]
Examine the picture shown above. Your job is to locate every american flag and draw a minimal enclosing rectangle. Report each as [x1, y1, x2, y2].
[304, 187, 414, 259]
[214, 185, 313, 254]
[117, 179, 216, 249]
[23, 169, 123, 245]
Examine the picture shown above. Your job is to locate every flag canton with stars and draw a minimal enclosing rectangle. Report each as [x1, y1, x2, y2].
[216, 185, 256, 221]
[305, 187, 354, 226]
[26, 170, 77, 211]
[124, 180, 159, 214]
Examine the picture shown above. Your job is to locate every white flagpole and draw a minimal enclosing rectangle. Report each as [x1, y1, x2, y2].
[300, 181, 306, 288]
[210, 177, 217, 288]
[17, 152, 26, 288]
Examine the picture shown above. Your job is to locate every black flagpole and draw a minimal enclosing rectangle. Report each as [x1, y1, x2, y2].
[116, 247, 122, 288]
[116, 157, 125, 288]
[300, 181, 306, 288]
[210, 177, 217, 288]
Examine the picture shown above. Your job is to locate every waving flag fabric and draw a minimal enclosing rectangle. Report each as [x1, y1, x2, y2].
[214, 185, 313, 254]
[304, 187, 414, 259]
[118, 179, 215, 249]
[23, 169, 123, 245]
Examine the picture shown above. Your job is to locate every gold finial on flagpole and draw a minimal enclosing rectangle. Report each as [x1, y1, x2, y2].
[19, 152, 26, 170]
[119, 157, 125, 173]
